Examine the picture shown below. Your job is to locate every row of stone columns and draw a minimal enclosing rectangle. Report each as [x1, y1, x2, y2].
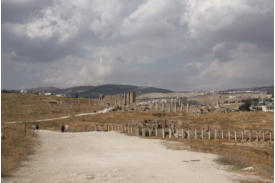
[103, 124, 273, 143]
[150, 102, 189, 113]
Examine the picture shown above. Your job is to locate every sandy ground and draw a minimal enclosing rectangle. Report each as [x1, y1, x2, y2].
[3, 130, 253, 183]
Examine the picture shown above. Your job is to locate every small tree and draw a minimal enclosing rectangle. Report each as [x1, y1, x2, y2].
[239, 99, 252, 111]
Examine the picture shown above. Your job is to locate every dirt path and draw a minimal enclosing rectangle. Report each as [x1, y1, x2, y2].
[3, 130, 252, 183]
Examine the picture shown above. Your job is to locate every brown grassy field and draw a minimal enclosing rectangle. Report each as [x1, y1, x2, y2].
[1, 123, 37, 177]
[1, 93, 104, 123]
[1, 93, 274, 180]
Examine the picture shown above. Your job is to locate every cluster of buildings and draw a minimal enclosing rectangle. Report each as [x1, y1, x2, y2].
[249, 98, 274, 112]
[19, 89, 66, 97]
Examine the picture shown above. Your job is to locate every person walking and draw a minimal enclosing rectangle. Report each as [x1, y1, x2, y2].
[61, 125, 65, 133]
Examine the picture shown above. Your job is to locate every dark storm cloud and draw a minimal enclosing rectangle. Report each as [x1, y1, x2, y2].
[2, 0, 274, 90]
[3, 30, 73, 63]
[2, 0, 54, 23]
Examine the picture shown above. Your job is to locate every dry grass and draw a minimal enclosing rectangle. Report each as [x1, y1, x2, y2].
[1, 93, 104, 123]
[189, 112, 273, 130]
[1, 124, 37, 177]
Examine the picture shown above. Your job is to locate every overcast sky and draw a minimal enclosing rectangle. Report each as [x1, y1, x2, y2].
[2, 0, 274, 91]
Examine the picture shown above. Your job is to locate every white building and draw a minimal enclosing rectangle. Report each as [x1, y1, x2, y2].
[261, 105, 274, 112]
[20, 89, 27, 93]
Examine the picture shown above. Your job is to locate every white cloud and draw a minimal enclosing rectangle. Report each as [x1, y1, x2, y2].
[183, 0, 271, 39]
[200, 42, 273, 88]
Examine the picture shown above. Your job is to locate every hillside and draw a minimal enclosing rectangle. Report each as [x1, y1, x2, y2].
[27, 84, 172, 98]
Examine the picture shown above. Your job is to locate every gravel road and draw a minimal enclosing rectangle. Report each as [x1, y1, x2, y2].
[3, 130, 247, 183]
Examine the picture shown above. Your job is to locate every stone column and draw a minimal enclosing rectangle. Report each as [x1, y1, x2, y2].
[234, 131, 237, 141]
[181, 128, 184, 139]
[155, 127, 158, 137]
[201, 129, 204, 140]
[221, 129, 224, 139]
[142, 128, 145, 137]
[195, 128, 197, 139]
[169, 128, 172, 139]
[228, 130, 230, 141]
[162, 128, 165, 138]
[136, 127, 139, 136]
[157, 103, 160, 112]
[214, 129, 217, 140]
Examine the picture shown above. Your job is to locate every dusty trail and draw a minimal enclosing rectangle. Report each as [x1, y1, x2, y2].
[3, 130, 250, 183]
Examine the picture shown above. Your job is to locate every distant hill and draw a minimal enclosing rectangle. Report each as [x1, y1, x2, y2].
[27, 84, 172, 98]
[221, 86, 274, 94]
